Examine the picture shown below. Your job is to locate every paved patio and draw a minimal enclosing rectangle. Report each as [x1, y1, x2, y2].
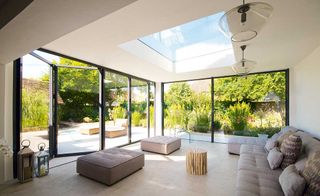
[21, 124, 261, 153]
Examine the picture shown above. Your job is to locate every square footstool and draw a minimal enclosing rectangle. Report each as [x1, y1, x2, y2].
[76, 148, 144, 185]
[141, 136, 181, 155]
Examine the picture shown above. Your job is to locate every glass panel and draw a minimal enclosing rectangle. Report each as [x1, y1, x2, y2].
[131, 79, 148, 142]
[104, 72, 129, 148]
[21, 54, 50, 152]
[137, 12, 235, 73]
[139, 12, 232, 62]
[149, 82, 155, 137]
[164, 80, 211, 142]
[57, 60, 100, 154]
[214, 72, 286, 143]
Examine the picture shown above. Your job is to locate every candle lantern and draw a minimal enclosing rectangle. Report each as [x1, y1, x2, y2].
[34, 143, 49, 177]
[17, 139, 34, 183]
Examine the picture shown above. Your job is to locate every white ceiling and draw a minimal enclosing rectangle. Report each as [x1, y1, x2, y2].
[1, 0, 320, 82]
[0, 0, 137, 64]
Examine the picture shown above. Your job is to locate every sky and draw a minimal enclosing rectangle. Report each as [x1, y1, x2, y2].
[139, 11, 233, 62]
[22, 50, 60, 79]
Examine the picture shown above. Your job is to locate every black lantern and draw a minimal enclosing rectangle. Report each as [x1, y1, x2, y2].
[34, 143, 49, 177]
[18, 139, 34, 183]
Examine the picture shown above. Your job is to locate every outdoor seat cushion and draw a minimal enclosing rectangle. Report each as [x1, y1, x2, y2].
[141, 136, 181, 155]
[77, 148, 144, 185]
[238, 153, 282, 176]
[236, 169, 283, 196]
[240, 144, 267, 156]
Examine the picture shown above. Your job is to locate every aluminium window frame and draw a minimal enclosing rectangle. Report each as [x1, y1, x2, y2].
[161, 69, 290, 142]
[13, 49, 157, 176]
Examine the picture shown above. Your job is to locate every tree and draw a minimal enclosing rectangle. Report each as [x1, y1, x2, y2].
[214, 72, 286, 102]
[165, 82, 194, 110]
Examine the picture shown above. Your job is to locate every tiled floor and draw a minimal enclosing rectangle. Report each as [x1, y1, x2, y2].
[0, 140, 239, 196]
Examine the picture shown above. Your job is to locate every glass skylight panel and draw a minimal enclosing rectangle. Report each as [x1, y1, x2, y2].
[139, 12, 233, 63]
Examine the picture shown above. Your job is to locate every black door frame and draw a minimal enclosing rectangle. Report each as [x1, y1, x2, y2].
[161, 69, 290, 143]
[13, 49, 157, 173]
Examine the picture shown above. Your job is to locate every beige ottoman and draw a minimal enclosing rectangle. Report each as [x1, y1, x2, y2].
[77, 148, 144, 185]
[141, 136, 181, 155]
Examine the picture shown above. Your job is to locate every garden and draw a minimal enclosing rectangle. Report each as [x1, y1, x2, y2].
[22, 57, 153, 132]
[164, 71, 286, 137]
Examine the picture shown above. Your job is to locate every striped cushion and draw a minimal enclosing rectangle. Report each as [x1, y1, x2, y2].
[280, 134, 302, 169]
[277, 131, 295, 146]
[302, 151, 320, 196]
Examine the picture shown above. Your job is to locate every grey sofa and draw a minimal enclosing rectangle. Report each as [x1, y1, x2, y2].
[235, 127, 320, 196]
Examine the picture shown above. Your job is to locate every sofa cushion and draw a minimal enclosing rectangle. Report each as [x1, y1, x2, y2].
[295, 155, 307, 172]
[228, 136, 266, 155]
[279, 164, 306, 196]
[265, 133, 280, 152]
[302, 151, 320, 196]
[240, 144, 267, 156]
[267, 147, 283, 170]
[279, 126, 298, 135]
[277, 131, 295, 146]
[280, 135, 302, 169]
[294, 131, 320, 159]
[236, 170, 283, 196]
[238, 153, 282, 176]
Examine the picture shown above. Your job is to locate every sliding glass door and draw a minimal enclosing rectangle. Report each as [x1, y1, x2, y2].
[163, 79, 211, 142]
[131, 79, 148, 142]
[213, 72, 287, 143]
[57, 62, 100, 154]
[162, 71, 288, 143]
[21, 55, 50, 152]
[104, 72, 129, 148]
[17, 49, 155, 158]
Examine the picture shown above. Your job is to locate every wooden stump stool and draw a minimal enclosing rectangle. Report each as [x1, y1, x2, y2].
[186, 148, 207, 175]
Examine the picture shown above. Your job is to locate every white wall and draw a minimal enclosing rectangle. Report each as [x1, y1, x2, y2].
[291, 45, 320, 137]
[0, 62, 14, 184]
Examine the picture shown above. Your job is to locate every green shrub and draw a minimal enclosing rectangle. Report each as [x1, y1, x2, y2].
[140, 118, 147, 127]
[165, 104, 187, 129]
[22, 89, 49, 131]
[111, 106, 126, 119]
[131, 101, 147, 114]
[58, 90, 99, 122]
[249, 127, 281, 137]
[189, 108, 210, 133]
[132, 111, 142, 126]
[233, 130, 257, 137]
[83, 117, 92, 123]
[213, 120, 222, 130]
[195, 113, 210, 133]
[221, 123, 233, 135]
[150, 106, 154, 127]
[227, 102, 251, 131]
